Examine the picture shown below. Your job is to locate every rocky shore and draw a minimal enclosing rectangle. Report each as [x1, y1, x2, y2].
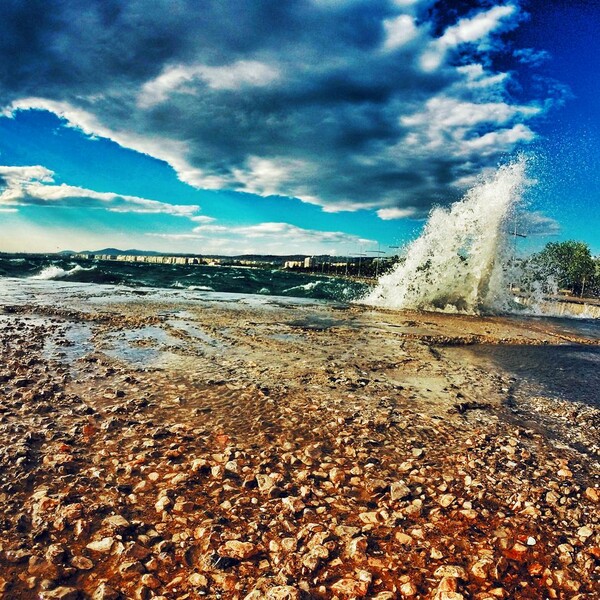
[0, 287, 598, 599]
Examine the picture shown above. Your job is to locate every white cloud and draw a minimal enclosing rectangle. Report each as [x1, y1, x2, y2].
[439, 5, 517, 48]
[462, 124, 535, 154]
[421, 4, 518, 71]
[190, 215, 216, 224]
[5, 98, 223, 190]
[185, 221, 375, 254]
[138, 60, 280, 108]
[0, 164, 200, 217]
[376, 207, 419, 220]
[457, 64, 509, 91]
[399, 95, 539, 159]
[232, 156, 306, 198]
[520, 210, 561, 236]
[383, 15, 419, 51]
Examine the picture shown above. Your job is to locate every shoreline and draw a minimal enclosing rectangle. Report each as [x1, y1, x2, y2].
[0, 286, 598, 599]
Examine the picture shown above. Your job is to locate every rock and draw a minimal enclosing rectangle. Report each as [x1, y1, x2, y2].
[358, 511, 380, 525]
[266, 586, 301, 600]
[71, 556, 94, 570]
[434, 593, 465, 600]
[399, 581, 417, 596]
[577, 525, 593, 539]
[390, 481, 411, 501]
[470, 558, 493, 579]
[331, 575, 370, 597]
[437, 577, 458, 592]
[119, 560, 145, 579]
[584, 487, 599, 503]
[92, 583, 120, 600]
[173, 500, 195, 512]
[86, 537, 115, 553]
[45, 543, 67, 565]
[256, 474, 275, 492]
[218, 540, 259, 560]
[434, 566, 467, 579]
[346, 536, 368, 559]
[103, 515, 130, 530]
[281, 496, 305, 514]
[155, 496, 172, 512]
[395, 532, 413, 545]
[188, 573, 208, 588]
[438, 494, 456, 508]
[39, 587, 79, 600]
[505, 542, 528, 561]
[14, 378, 33, 388]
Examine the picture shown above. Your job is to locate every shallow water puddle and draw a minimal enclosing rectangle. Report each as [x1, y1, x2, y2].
[447, 343, 600, 407]
[101, 325, 185, 368]
[44, 322, 94, 363]
[166, 318, 223, 348]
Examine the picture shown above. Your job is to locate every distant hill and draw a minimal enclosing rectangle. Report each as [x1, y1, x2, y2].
[76, 248, 164, 256]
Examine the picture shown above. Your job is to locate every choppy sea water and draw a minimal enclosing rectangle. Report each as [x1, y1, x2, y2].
[0, 253, 368, 301]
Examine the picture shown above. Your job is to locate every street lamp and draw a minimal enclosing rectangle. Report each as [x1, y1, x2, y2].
[356, 253, 366, 278]
[367, 246, 385, 278]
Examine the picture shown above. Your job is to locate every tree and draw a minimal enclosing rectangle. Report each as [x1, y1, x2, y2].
[531, 241, 596, 297]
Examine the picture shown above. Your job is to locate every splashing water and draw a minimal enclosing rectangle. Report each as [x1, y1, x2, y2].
[31, 264, 92, 280]
[364, 159, 530, 314]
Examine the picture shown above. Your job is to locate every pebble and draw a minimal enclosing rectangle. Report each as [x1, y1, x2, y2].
[86, 537, 115, 553]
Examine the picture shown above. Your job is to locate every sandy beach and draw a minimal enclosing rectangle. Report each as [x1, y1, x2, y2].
[0, 283, 598, 599]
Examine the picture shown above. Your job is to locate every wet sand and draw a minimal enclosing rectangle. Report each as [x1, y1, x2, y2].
[0, 287, 598, 599]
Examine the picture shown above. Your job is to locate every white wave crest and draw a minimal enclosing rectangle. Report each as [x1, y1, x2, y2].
[30, 264, 93, 280]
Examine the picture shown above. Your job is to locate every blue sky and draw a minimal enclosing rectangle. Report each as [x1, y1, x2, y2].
[0, 0, 598, 255]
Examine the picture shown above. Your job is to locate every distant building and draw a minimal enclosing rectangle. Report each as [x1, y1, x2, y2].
[284, 261, 303, 269]
[304, 256, 315, 268]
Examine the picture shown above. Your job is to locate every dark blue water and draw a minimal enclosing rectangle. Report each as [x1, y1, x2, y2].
[467, 315, 600, 407]
[472, 343, 600, 406]
[0, 254, 369, 302]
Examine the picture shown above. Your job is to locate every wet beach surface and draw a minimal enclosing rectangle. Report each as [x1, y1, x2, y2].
[0, 280, 598, 599]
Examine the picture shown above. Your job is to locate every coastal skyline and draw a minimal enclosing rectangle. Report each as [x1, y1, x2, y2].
[0, 1, 599, 255]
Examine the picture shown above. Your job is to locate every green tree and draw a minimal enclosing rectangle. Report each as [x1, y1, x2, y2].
[531, 241, 596, 296]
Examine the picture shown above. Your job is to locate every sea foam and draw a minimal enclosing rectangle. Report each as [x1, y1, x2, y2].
[31, 264, 93, 280]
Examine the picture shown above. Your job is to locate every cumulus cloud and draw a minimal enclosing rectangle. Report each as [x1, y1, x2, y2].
[150, 221, 374, 255]
[0, 165, 201, 217]
[0, 1, 561, 219]
[519, 210, 561, 236]
[138, 60, 281, 108]
[376, 207, 420, 220]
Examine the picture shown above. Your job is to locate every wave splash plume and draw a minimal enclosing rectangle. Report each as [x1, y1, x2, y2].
[364, 159, 529, 314]
[31, 264, 93, 280]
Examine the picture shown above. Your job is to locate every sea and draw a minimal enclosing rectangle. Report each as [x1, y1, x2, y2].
[0, 253, 369, 302]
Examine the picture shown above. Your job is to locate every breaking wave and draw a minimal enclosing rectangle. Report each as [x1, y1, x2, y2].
[31, 264, 94, 280]
[364, 159, 529, 314]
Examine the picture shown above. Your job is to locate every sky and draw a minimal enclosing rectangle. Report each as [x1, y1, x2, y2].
[0, 0, 598, 256]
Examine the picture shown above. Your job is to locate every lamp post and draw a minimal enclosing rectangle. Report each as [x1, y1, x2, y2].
[367, 245, 385, 278]
[356, 253, 366, 278]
